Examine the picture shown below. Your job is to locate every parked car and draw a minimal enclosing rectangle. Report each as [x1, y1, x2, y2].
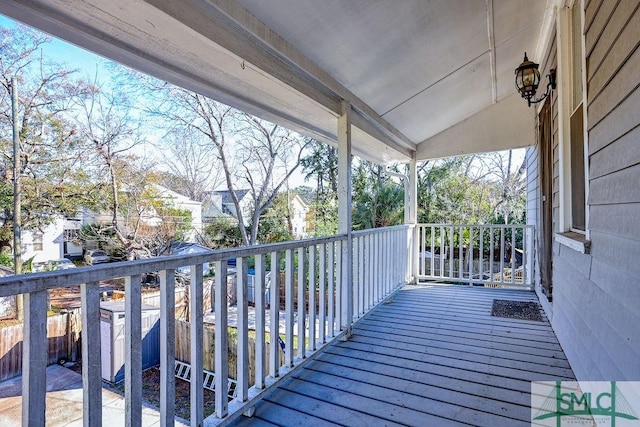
[33, 258, 77, 272]
[84, 250, 110, 265]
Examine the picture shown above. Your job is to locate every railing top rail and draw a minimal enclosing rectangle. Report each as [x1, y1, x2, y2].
[0, 223, 413, 297]
[0, 233, 345, 297]
[352, 224, 412, 236]
[417, 223, 533, 229]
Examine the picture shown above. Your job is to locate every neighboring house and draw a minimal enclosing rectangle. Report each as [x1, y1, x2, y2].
[75, 185, 203, 243]
[22, 217, 65, 263]
[154, 185, 203, 241]
[201, 192, 236, 224]
[206, 189, 252, 225]
[289, 194, 309, 239]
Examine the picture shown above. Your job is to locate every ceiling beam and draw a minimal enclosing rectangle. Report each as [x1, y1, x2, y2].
[415, 93, 535, 161]
[486, 0, 498, 104]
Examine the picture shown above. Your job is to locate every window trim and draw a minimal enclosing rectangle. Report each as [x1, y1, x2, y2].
[557, 0, 590, 242]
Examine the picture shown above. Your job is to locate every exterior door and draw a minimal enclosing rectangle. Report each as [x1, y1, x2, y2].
[538, 98, 553, 300]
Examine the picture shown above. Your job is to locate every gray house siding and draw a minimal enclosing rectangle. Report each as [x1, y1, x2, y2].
[548, 0, 640, 381]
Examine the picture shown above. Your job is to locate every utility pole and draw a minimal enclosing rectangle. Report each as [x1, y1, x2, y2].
[11, 77, 23, 320]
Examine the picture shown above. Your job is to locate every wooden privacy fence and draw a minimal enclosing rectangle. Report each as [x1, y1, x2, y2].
[175, 319, 285, 385]
[0, 310, 82, 382]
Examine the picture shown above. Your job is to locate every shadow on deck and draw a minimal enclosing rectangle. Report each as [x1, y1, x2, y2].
[233, 284, 574, 427]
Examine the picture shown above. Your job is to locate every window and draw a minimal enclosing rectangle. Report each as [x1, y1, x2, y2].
[558, 0, 587, 236]
[64, 229, 79, 242]
[33, 232, 43, 251]
[569, 0, 586, 232]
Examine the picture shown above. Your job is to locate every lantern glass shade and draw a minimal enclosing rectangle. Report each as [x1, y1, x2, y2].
[515, 54, 540, 99]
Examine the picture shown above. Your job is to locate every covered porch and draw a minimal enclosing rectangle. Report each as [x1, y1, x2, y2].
[0, 0, 595, 426]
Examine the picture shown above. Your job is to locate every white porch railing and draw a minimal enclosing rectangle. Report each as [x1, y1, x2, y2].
[414, 224, 535, 288]
[0, 225, 412, 427]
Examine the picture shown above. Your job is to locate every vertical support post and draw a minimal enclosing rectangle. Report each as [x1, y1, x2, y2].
[22, 290, 47, 427]
[214, 261, 228, 418]
[81, 282, 102, 427]
[254, 254, 266, 388]
[269, 252, 280, 377]
[338, 100, 353, 336]
[408, 159, 418, 281]
[159, 270, 175, 427]
[190, 264, 204, 423]
[236, 257, 249, 400]
[125, 275, 142, 427]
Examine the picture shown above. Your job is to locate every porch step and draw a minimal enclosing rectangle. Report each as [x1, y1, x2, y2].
[174, 360, 238, 399]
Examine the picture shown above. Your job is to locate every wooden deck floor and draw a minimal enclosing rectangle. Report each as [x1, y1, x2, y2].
[233, 284, 574, 427]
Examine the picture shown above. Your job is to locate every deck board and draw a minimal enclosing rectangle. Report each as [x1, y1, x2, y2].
[231, 284, 575, 427]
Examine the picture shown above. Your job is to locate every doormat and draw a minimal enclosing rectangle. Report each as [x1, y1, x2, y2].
[491, 299, 543, 322]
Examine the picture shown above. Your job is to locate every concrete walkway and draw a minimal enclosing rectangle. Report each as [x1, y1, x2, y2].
[0, 364, 187, 426]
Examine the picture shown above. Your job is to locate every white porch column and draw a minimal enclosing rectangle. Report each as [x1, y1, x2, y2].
[407, 159, 417, 224]
[338, 100, 353, 336]
[408, 158, 418, 280]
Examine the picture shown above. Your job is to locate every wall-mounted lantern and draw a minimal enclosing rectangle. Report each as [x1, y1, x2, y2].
[515, 52, 556, 107]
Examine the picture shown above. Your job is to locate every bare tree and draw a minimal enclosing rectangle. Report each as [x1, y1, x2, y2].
[159, 126, 224, 202]
[148, 85, 310, 245]
[73, 79, 157, 259]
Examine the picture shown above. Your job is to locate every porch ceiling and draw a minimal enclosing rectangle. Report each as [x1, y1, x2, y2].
[0, 0, 555, 163]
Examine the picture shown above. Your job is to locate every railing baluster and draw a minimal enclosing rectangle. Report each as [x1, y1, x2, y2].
[22, 290, 47, 427]
[158, 270, 175, 427]
[214, 261, 228, 418]
[386, 231, 391, 294]
[449, 226, 454, 279]
[81, 282, 102, 427]
[284, 249, 295, 366]
[297, 247, 307, 359]
[269, 251, 280, 378]
[469, 226, 474, 285]
[500, 228, 505, 283]
[439, 226, 445, 278]
[479, 227, 484, 283]
[353, 237, 359, 319]
[511, 227, 517, 283]
[373, 233, 378, 302]
[377, 232, 382, 301]
[125, 274, 142, 427]
[430, 225, 435, 278]
[458, 226, 464, 280]
[327, 242, 335, 337]
[367, 233, 373, 309]
[522, 226, 529, 285]
[489, 226, 494, 281]
[335, 240, 342, 330]
[236, 257, 249, 400]
[420, 225, 428, 276]
[308, 246, 317, 350]
[318, 244, 326, 344]
[189, 264, 204, 425]
[255, 254, 266, 388]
